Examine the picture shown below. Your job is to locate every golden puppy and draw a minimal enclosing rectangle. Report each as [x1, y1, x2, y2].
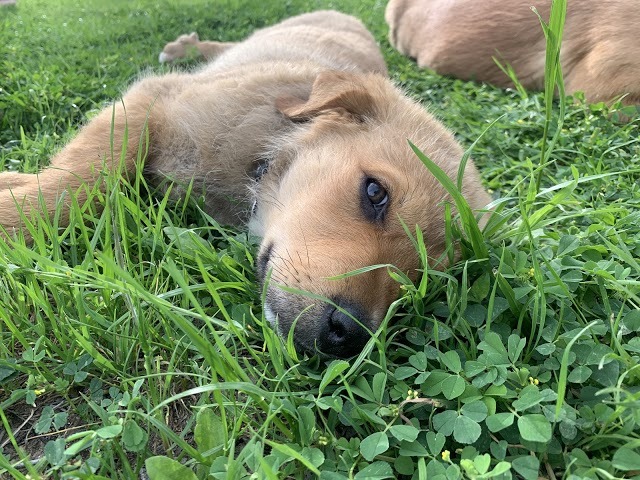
[386, 0, 640, 105]
[0, 11, 490, 357]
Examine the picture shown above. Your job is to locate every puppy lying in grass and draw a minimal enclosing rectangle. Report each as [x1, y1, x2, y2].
[0, 11, 490, 357]
[386, 0, 640, 106]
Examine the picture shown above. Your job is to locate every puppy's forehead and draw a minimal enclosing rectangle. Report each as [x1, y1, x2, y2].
[291, 131, 425, 171]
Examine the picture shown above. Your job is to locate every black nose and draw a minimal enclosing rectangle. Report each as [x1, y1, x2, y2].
[318, 300, 371, 357]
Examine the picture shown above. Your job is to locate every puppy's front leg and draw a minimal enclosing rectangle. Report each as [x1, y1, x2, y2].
[0, 172, 33, 190]
[0, 75, 171, 242]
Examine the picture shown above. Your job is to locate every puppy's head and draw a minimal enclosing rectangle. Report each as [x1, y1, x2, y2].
[254, 71, 490, 358]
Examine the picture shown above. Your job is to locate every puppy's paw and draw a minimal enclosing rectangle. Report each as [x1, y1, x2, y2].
[159, 32, 199, 63]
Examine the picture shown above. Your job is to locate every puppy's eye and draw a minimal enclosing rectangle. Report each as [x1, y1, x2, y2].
[257, 242, 274, 281]
[361, 178, 389, 222]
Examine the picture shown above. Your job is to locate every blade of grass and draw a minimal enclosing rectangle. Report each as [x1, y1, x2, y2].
[409, 141, 488, 259]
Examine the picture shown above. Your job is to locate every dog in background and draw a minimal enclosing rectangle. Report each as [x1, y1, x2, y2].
[0, 11, 491, 357]
[386, 0, 640, 105]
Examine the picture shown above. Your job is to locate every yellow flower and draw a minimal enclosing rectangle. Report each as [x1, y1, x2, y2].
[34, 388, 46, 396]
[441, 450, 451, 462]
[406, 389, 420, 400]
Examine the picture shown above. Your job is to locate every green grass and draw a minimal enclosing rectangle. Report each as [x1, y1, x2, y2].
[1, 0, 640, 479]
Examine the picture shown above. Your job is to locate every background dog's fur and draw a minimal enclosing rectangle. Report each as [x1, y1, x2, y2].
[0, 10, 490, 355]
[386, 0, 640, 105]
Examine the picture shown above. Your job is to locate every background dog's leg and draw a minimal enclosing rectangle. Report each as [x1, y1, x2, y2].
[0, 76, 168, 242]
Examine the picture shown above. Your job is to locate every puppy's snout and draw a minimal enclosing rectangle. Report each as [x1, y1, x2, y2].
[319, 300, 371, 358]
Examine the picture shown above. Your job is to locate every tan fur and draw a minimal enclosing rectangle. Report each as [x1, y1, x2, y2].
[0, 11, 491, 356]
[386, 0, 640, 105]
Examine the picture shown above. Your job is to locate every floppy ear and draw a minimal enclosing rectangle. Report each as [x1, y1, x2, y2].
[189, 32, 199, 41]
[276, 71, 376, 122]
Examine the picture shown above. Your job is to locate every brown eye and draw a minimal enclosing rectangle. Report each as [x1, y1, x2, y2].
[362, 178, 389, 222]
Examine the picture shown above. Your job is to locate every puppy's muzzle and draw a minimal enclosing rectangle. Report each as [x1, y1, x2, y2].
[258, 243, 375, 357]
[263, 286, 374, 358]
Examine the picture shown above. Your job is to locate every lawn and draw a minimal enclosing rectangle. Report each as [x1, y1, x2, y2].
[1, 0, 640, 478]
